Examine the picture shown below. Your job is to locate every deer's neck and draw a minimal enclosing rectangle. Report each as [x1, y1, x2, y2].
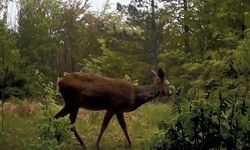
[133, 84, 160, 109]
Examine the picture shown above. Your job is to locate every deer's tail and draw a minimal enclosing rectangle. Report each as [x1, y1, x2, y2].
[56, 77, 63, 96]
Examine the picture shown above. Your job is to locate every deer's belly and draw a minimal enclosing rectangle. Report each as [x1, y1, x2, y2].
[80, 94, 117, 111]
[79, 95, 132, 112]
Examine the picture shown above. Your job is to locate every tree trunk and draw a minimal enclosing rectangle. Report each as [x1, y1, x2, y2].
[183, 0, 190, 53]
[150, 0, 158, 67]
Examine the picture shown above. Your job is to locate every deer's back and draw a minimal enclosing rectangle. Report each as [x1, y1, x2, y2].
[58, 72, 138, 111]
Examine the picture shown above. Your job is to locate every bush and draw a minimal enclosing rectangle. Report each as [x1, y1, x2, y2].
[150, 90, 250, 150]
[23, 118, 72, 150]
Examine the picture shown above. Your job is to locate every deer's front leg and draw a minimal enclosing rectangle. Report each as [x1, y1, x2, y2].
[96, 110, 114, 149]
[116, 113, 132, 147]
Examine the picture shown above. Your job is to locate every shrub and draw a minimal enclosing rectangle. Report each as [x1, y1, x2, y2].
[150, 91, 250, 150]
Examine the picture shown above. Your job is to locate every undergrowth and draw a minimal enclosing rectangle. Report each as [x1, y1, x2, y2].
[150, 87, 250, 150]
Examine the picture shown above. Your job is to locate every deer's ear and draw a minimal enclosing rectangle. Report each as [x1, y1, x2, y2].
[151, 69, 158, 77]
[158, 68, 165, 80]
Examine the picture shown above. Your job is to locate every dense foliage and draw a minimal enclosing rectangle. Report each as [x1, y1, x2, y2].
[1, 0, 250, 149]
[150, 88, 250, 149]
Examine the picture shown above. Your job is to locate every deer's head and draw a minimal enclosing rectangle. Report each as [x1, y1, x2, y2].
[151, 68, 173, 98]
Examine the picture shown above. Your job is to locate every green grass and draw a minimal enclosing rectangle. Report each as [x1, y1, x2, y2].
[0, 114, 39, 150]
[0, 102, 173, 150]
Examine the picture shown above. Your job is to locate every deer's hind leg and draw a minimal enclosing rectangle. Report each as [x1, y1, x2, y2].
[54, 106, 69, 119]
[69, 104, 88, 149]
[54, 92, 71, 119]
[54, 106, 70, 142]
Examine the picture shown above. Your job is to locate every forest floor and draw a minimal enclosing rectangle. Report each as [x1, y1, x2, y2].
[0, 100, 173, 150]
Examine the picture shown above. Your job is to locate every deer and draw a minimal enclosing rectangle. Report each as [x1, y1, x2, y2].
[54, 68, 172, 149]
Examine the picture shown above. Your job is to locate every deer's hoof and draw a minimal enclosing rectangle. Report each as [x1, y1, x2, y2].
[94, 145, 100, 150]
[125, 144, 132, 150]
[56, 134, 62, 144]
[79, 143, 88, 150]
